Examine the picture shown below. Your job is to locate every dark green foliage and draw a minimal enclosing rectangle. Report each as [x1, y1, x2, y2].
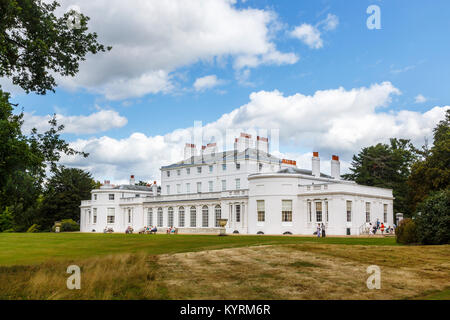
[59, 219, 80, 232]
[39, 167, 95, 229]
[415, 190, 450, 245]
[408, 110, 450, 211]
[342, 138, 419, 215]
[0, 208, 13, 232]
[0, 0, 110, 94]
[396, 218, 419, 245]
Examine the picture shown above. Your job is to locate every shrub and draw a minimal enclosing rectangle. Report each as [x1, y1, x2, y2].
[396, 218, 418, 244]
[26, 224, 40, 233]
[60, 219, 80, 232]
[415, 190, 450, 245]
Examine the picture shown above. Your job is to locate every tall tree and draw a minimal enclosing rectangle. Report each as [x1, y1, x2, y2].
[408, 109, 450, 211]
[342, 138, 419, 215]
[38, 166, 95, 229]
[0, 0, 109, 230]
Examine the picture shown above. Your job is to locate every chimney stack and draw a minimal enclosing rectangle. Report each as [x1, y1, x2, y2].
[331, 155, 340, 180]
[234, 133, 253, 152]
[184, 143, 197, 160]
[312, 152, 320, 178]
[130, 175, 135, 185]
[256, 136, 269, 153]
[152, 181, 158, 196]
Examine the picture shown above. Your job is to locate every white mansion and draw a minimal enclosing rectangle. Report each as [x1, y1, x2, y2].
[80, 133, 394, 235]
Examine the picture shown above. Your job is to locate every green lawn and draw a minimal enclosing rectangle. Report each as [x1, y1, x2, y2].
[0, 232, 397, 266]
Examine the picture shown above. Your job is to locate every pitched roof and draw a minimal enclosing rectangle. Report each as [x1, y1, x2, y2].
[161, 148, 282, 169]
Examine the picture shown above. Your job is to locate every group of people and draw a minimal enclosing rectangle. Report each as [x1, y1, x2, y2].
[140, 226, 158, 234]
[366, 219, 396, 235]
[166, 226, 177, 234]
[315, 223, 326, 238]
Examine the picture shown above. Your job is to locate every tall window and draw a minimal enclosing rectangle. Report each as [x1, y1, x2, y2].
[93, 208, 97, 224]
[202, 206, 209, 227]
[235, 178, 240, 190]
[147, 208, 153, 226]
[186, 168, 190, 175]
[209, 165, 213, 173]
[197, 182, 202, 193]
[222, 163, 227, 171]
[383, 204, 388, 223]
[221, 180, 226, 191]
[168, 207, 174, 227]
[325, 201, 329, 222]
[177, 184, 181, 194]
[366, 202, 371, 223]
[215, 205, 221, 227]
[93, 194, 97, 201]
[127, 209, 132, 224]
[282, 200, 293, 222]
[346, 201, 352, 222]
[307, 202, 312, 222]
[257, 200, 265, 222]
[315, 202, 322, 222]
[107, 208, 115, 224]
[167, 171, 170, 177]
[179, 207, 185, 227]
[190, 206, 197, 227]
[157, 208, 163, 227]
[197, 167, 202, 174]
[235, 205, 241, 222]
[109, 194, 115, 200]
[186, 183, 190, 193]
[236, 163, 240, 170]
[259, 163, 263, 171]
[166, 185, 170, 195]
[208, 181, 213, 192]
[177, 169, 181, 176]
[88, 210, 91, 224]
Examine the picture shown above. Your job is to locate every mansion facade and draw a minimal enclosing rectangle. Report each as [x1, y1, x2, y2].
[80, 133, 394, 235]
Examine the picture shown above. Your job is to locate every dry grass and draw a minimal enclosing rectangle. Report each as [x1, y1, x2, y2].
[1, 244, 449, 300]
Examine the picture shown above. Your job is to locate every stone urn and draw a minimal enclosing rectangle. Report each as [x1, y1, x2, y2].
[217, 218, 228, 236]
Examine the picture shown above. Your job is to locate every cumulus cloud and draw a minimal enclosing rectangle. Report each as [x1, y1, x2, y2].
[290, 13, 339, 49]
[194, 75, 224, 91]
[290, 24, 323, 49]
[415, 94, 427, 104]
[61, 82, 449, 183]
[22, 109, 128, 135]
[51, 0, 298, 100]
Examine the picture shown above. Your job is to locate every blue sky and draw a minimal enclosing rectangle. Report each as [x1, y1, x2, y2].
[4, 0, 449, 183]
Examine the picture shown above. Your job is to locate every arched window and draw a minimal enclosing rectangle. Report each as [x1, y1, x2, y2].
[157, 207, 163, 227]
[178, 207, 185, 227]
[202, 205, 209, 227]
[190, 206, 196, 227]
[215, 205, 221, 227]
[168, 207, 174, 227]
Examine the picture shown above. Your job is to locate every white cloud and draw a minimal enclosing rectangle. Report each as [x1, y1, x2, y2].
[290, 24, 323, 49]
[290, 13, 339, 49]
[22, 109, 127, 135]
[415, 94, 427, 104]
[194, 75, 224, 91]
[61, 82, 449, 183]
[52, 0, 298, 100]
